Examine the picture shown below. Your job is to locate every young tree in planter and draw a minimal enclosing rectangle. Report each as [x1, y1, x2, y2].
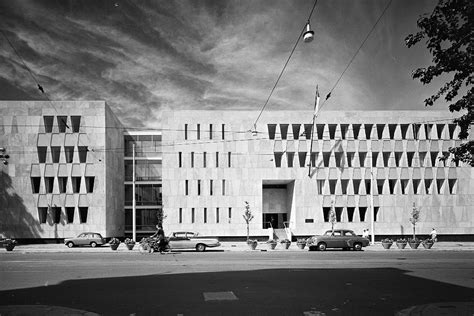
[409, 202, 421, 240]
[242, 201, 254, 241]
[329, 202, 336, 235]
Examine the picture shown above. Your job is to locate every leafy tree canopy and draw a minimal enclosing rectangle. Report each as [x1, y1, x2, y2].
[405, 0, 473, 166]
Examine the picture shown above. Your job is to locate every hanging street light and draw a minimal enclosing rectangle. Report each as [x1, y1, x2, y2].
[303, 22, 314, 43]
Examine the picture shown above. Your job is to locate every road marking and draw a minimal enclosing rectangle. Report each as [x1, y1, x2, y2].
[203, 291, 238, 301]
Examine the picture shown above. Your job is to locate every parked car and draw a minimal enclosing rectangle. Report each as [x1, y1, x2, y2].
[168, 232, 220, 252]
[307, 229, 370, 251]
[64, 232, 106, 248]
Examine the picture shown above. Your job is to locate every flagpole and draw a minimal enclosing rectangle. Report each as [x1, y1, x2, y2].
[308, 85, 320, 177]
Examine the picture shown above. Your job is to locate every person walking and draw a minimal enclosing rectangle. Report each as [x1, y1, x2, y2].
[362, 229, 369, 239]
[430, 228, 437, 242]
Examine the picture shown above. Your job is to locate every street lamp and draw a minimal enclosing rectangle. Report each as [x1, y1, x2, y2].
[303, 22, 314, 43]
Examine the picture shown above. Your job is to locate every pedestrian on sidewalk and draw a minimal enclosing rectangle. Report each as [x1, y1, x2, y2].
[362, 229, 369, 239]
[430, 228, 437, 242]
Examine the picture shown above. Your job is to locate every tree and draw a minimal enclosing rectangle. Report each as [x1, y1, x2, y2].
[329, 202, 336, 235]
[409, 202, 421, 240]
[242, 201, 254, 241]
[405, 0, 473, 166]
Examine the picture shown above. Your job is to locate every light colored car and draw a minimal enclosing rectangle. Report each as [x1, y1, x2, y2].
[64, 232, 106, 248]
[307, 229, 370, 251]
[168, 232, 220, 252]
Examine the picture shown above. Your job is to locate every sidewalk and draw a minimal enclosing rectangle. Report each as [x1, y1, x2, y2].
[4, 241, 474, 253]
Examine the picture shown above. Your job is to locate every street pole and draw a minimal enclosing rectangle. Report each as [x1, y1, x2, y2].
[308, 85, 320, 177]
[370, 151, 375, 245]
[132, 143, 136, 242]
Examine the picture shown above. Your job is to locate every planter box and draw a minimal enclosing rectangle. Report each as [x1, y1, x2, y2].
[409, 241, 420, 249]
[126, 243, 135, 250]
[422, 242, 434, 249]
[382, 242, 393, 249]
[396, 242, 407, 249]
[247, 242, 257, 250]
[297, 243, 306, 250]
[281, 242, 291, 249]
[268, 243, 277, 250]
[110, 244, 120, 251]
[5, 245, 15, 251]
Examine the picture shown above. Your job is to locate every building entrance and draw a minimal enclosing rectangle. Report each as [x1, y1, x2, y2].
[263, 213, 287, 229]
[262, 182, 294, 229]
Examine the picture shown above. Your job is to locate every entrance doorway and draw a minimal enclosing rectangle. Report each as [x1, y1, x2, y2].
[263, 213, 287, 229]
[262, 181, 294, 229]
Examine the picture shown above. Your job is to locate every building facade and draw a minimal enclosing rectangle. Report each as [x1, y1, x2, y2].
[0, 101, 124, 239]
[161, 110, 473, 238]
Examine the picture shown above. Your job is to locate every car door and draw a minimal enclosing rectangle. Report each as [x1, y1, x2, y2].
[333, 231, 347, 248]
[77, 233, 88, 246]
[323, 231, 338, 248]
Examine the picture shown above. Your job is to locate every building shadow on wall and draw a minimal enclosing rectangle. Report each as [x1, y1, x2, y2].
[0, 170, 43, 239]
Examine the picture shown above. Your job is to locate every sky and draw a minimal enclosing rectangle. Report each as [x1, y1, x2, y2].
[0, 0, 447, 129]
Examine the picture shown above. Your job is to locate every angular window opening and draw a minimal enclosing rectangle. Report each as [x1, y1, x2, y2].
[305, 218, 314, 223]
[38, 147, 47, 163]
[78, 147, 87, 163]
[376, 124, 385, 139]
[425, 124, 433, 140]
[448, 124, 456, 139]
[209, 124, 213, 140]
[374, 207, 379, 222]
[222, 179, 226, 195]
[364, 124, 373, 139]
[179, 208, 183, 223]
[298, 152, 307, 168]
[280, 124, 289, 140]
[197, 180, 201, 196]
[31, 177, 41, 193]
[52, 206, 61, 224]
[388, 179, 396, 194]
[58, 177, 67, 193]
[43, 116, 54, 133]
[228, 207, 232, 223]
[191, 152, 194, 168]
[340, 124, 349, 140]
[424, 179, 433, 194]
[209, 179, 213, 195]
[185, 180, 189, 195]
[45, 177, 54, 193]
[448, 179, 457, 194]
[335, 207, 343, 222]
[228, 152, 232, 167]
[79, 207, 88, 223]
[38, 207, 48, 223]
[413, 179, 420, 195]
[178, 152, 182, 167]
[359, 207, 367, 222]
[274, 152, 283, 168]
[51, 146, 61, 163]
[197, 124, 200, 140]
[329, 180, 337, 195]
[287, 152, 295, 168]
[352, 179, 361, 195]
[388, 124, 397, 140]
[267, 124, 277, 140]
[216, 207, 220, 223]
[346, 152, 354, 167]
[323, 207, 331, 222]
[372, 152, 379, 167]
[65, 146, 74, 163]
[328, 124, 337, 139]
[71, 116, 81, 133]
[436, 124, 445, 139]
[203, 152, 207, 168]
[184, 124, 188, 140]
[85, 176, 95, 193]
[352, 124, 361, 140]
[341, 180, 349, 195]
[57, 116, 68, 133]
[412, 124, 421, 140]
[317, 180, 325, 195]
[400, 124, 409, 139]
[359, 152, 367, 167]
[430, 152, 438, 167]
[365, 180, 371, 195]
[347, 207, 355, 222]
[72, 176, 81, 193]
[11, 116, 18, 134]
[204, 208, 208, 224]
[436, 179, 445, 194]
[401, 179, 408, 195]
[221, 124, 225, 140]
[304, 124, 313, 140]
[419, 152, 427, 167]
[316, 124, 325, 140]
[377, 179, 385, 194]
[382, 152, 391, 167]
[66, 207, 74, 223]
[292, 124, 300, 140]
[215, 152, 219, 167]
[335, 152, 344, 168]
[191, 208, 195, 223]
[442, 151, 449, 167]
[310, 152, 318, 167]
[394, 152, 402, 167]
[323, 152, 331, 167]
[407, 152, 415, 167]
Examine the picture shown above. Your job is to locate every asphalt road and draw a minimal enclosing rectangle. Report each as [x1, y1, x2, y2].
[0, 251, 473, 315]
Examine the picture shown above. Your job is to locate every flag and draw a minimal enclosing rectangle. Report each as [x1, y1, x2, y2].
[314, 85, 320, 116]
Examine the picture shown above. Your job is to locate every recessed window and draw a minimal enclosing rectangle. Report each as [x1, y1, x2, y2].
[323, 152, 330, 167]
[400, 124, 409, 139]
[280, 124, 289, 140]
[52, 206, 61, 224]
[335, 207, 343, 222]
[228, 152, 231, 167]
[71, 116, 81, 133]
[197, 124, 200, 140]
[292, 124, 300, 140]
[274, 152, 283, 168]
[65, 146, 74, 163]
[185, 180, 189, 195]
[210, 180, 213, 195]
[376, 124, 385, 139]
[352, 179, 361, 195]
[364, 124, 373, 139]
[316, 124, 324, 140]
[38, 207, 48, 223]
[317, 180, 324, 195]
[228, 208, 232, 223]
[31, 177, 41, 193]
[203, 152, 207, 168]
[78, 146, 88, 163]
[45, 177, 54, 193]
[58, 177, 67, 193]
[184, 124, 188, 140]
[287, 152, 294, 168]
[216, 152, 219, 167]
[178, 152, 182, 168]
[72, 176, 81, 193]
[85, 176, 95, 193]
[79, 207, 88, 223]
[323, 207, 331, 222]
[43, 116, 54, 133]
[298, 152, 307, 167]
[222, 179, 226, 195]
[347, 207, 355, 222]
[209, 124, 213, 139]
[221, 124, 225, 140]
[340, 124, 349, 139]
[388, 124, 397, 140]
[448, 179, 457, 194]
[66, 207, 74, 223]
[216, 207, 220, 223]
[57, 116, 68, 133]
[328, 124, 337, 139]
[191, 152, 194, 168]
[197, 180, 201, 196]
[305, 218, 314, 223]
[329, 180, 337, 195]
[377, 180, 385, 194]
[191, 208, 195, 223]
[374, 207, 380, 222]
[204, 208, 207, 223]
[359, 207, 367, 222]
[179, 208, 183, 223]
[51, 146, 61, 163]
[38, 147, 47, 163]
[352, 124, 361, 140]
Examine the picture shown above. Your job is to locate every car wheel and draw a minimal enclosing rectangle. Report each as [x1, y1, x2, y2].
[196, 244, 206, 252]
[66, 242, 74, 248]
[317, 242, 327, 251]
[90, 242, 97, 248]
[353, 243, 362, 251]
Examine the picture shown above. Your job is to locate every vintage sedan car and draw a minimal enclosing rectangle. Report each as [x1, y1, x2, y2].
[307, 229, 370, 251]
[168, 232, 220, 252]
[64, 232, 106, 248]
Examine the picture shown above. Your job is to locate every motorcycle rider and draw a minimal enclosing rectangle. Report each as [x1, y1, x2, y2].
[151, 225, 167, 253]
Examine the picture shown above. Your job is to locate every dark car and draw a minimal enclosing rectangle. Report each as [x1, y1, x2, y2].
[307, 229, 370, 251]
[168, 232, 220, 252]
[64, 232, 106, 248]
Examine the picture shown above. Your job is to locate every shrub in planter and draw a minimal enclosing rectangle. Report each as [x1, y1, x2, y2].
[280, 239, 291, 249]
[408, 238, 421, 249]
[109, 238, 121, 250]
[247, 239, 258, 250]
[124, 238, 135, 250]
[4, 239, 17, 251]
[296, 238, 307, 250]
[396, 238, 407, 249]
[267, 239, 278, 250]
[381, 238, 393, 249]
[422, 239, 434, 249]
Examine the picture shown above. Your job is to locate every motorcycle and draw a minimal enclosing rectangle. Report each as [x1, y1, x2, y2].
[139, 236, 170, 254]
